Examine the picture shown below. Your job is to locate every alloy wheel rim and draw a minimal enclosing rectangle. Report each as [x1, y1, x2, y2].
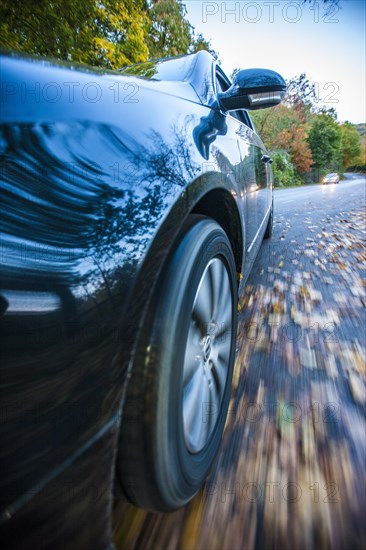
[182, 257, 233, 453]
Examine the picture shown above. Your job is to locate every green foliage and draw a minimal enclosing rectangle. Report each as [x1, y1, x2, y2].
[92, 0, 149, 67]
[307, 114, 342, 173]
[251, 104, 313, 175]
[339, 122, 362, 170]
[0, 0, 216, 68]
[251, 105, 301, 149]
[190, 33, 218, 60]
[0, 0, 94, 59]
[147, 1, 218, 59]
[0, 0, 149, 68]
[147, 0, 192, 57]
[345, 164, 366, 174]
[270, 152, 302, 188]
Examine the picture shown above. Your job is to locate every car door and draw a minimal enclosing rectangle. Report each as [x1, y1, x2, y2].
[216, 69, 271, 275]
[236, 123, 269, 257]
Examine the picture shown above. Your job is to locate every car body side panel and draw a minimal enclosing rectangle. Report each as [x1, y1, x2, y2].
[0, 423, 117, 550]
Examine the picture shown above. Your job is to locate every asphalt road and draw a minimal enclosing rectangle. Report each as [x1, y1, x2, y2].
[114, 173, 366, 550]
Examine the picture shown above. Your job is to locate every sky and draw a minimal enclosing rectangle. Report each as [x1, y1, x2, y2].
[184, 0, 366, 123]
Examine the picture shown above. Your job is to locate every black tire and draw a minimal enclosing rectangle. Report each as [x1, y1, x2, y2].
[117, 215, 238, 512]
[263, 199, 273, 239]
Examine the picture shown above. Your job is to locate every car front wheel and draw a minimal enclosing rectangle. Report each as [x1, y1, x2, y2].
[117, 216, 238, 512]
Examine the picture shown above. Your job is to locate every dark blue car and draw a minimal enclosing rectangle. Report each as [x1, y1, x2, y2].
[0, 50, 285, 548]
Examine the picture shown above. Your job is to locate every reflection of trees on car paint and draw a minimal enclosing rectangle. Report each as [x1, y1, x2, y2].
[0, 119, 205, 316]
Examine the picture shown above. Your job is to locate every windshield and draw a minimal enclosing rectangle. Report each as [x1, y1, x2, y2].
[119, 55, 195, 82]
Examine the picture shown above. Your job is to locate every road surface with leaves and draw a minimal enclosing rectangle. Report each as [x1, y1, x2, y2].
[114, 173, 366, 550]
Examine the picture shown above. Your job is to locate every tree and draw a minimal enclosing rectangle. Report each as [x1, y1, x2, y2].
[190, 32, 219, 60]
[307, 114, 341, 174]
[0, 0, 216, 67]
[147, 0, 192, 57]
[271, 152, 302, 187]
[92, 0, 149, 67]
[339, 122, 362, 170]
[0, 0, 150, 68]
[285, 74, 319, 112]
[251, 105, 299, 149]
[250, 72, 318, 144]
[278, 125, 313, 174]
[355, 135, 366, 167]
[0, 0, 95, 59]
[251, 104, 313, 175]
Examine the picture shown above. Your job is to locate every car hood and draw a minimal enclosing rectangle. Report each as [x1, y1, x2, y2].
[1, 53, 205, 127]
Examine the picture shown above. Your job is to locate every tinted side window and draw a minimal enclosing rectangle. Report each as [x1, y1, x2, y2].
[215, 75, 225, 94]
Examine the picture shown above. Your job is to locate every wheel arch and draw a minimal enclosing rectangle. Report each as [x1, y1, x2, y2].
[192, 188, 244, 277]
[116, 181, 245, 392]
[114, 179, 244, 504]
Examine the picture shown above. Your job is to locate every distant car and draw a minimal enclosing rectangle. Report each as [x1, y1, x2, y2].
[322, 173, 340, 184]
[0, 50, 285, 547]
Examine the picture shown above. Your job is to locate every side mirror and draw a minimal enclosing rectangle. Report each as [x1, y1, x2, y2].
[218, 68, 286, 112]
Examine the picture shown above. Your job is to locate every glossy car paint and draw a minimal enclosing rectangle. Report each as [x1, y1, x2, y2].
[0, 51, 273, 548]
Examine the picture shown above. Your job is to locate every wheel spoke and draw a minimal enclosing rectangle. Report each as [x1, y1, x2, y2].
[215, 312, 231, 341]
[183, 368, 205, 445]
[199, 375, 213, 448]
[208, 259, 222, 320]
[211, 354, 228, 394]
[192, 275, 211, 328]
[183, 321, 203, 386]
[218, 342, 231, 365]
[207, 377, 220, 435]
[214, 270, 232, 326]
